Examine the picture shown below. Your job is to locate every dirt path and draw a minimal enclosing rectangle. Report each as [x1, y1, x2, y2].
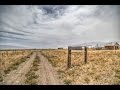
[37, 52, 63, 85]
[1, 52, 63, 85]
[3, 52, 36, 85]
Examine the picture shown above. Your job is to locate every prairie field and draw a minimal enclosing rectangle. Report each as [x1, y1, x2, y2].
[0, 49, 120, 85]
[41, 49, 120, 85]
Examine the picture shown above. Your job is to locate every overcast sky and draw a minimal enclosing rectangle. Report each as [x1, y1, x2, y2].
[0, 5, 120, 48]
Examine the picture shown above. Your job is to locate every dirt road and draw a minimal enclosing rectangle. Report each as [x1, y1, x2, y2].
[36, 52, 63, 85]
[1, 52, 63, 85]
[3, 52, 36, 85]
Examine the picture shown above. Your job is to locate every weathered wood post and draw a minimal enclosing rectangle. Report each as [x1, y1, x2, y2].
[68, 47, 71, 69]
[115, 46, 117, 54]
[84, 46, 87, 64]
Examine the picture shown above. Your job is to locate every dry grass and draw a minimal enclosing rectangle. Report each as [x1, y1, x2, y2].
[41, 49, 120, 85]
[4, 56, 30, 74]
[0, 72, 3, 82]
[0, 50, 32, 76]
[25, 71, 38, 85]
[25, 55, 40, 85]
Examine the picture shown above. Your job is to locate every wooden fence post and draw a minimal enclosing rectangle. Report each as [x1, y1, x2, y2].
[84, 46, 87, 64]
[68, 47, 71, 69]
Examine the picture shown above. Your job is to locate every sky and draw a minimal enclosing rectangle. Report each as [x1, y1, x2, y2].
[0, 5, 120, 49]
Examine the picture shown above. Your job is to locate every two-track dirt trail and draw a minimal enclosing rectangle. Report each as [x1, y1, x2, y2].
[36, 52, 63, 85]
[1, 51, 63, 85]
[3, 52, 36, 85]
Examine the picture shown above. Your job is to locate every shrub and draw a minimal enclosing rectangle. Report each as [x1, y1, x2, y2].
[64, 79, 72, 85]
[0, 75, 3, 82]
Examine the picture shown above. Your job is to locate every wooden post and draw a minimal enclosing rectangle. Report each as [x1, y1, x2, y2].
[115, 46, 117, 54]
[68, 47, 71, 69]
[84, 46, 87, 64]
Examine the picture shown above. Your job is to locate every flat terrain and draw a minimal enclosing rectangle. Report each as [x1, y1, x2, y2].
[41, 49, 120, 85]
[0, 49, 120, 85]
[3, 52, 36, 85]
[37, 52, 63, 85]
[0, 51, 63, 85]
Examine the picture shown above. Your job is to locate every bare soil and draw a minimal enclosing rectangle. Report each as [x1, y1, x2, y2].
[1, 52, 63, 85]
[36, 52, 63, 85]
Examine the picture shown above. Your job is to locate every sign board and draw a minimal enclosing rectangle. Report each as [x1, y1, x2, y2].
[68, 46, 82, 50]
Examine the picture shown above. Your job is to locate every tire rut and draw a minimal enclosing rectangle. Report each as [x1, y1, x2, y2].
[37, 52, 63, 85]
[3, 52, 36, 85]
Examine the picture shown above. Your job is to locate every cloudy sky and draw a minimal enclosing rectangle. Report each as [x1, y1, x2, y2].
[0, 5, 120, 48]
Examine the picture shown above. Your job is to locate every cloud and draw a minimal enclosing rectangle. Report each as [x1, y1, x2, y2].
[0, 5, 119, 48]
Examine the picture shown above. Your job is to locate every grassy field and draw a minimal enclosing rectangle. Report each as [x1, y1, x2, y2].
[40, 49, 120, 85]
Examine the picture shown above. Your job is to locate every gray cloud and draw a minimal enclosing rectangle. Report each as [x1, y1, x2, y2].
[0, 5, 119, 49]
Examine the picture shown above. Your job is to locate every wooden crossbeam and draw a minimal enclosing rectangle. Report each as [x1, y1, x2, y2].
[67, 46, 88, 69]
[68, 46, 82, 50]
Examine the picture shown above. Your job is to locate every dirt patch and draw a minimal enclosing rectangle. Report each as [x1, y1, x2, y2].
[36, 52, 63, 85]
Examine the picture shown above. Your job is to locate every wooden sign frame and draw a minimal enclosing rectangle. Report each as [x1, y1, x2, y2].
[67, 46, 88, 69]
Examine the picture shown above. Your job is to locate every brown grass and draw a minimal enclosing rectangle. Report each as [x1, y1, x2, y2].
[25, 55, 40, 85]
[0, 50, 32, 76]
[41, 49, 120, 85]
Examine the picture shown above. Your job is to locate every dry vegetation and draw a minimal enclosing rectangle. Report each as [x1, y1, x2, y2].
[1, 49, 120, 85]
[25, 55, 40, 85]
[0, 50, 33, 82]
[41, 49, 120, 85]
